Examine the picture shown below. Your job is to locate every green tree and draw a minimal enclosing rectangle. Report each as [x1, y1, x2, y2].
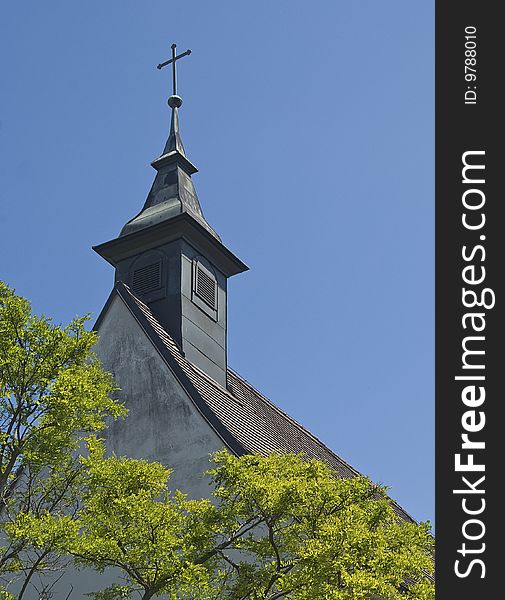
[11, 445, 434, 599]
[0, 281, 126, 597]
[1, 281, 434, 599]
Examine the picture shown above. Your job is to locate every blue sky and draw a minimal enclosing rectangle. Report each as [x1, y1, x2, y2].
[0, 2, 434, 525]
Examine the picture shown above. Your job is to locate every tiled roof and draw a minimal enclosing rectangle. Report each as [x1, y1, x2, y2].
[110, 283, 414, 523]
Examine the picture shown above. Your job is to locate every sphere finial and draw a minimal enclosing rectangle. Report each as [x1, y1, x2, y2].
[168, 95, 183, 109]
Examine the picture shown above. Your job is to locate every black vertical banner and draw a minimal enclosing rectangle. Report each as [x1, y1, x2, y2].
[436, 2, 502, 598]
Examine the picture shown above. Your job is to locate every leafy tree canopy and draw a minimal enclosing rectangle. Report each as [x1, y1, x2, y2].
[11, 447, 434, 599]
[1, 281, 434, 599]
[0, 281, 126, 597]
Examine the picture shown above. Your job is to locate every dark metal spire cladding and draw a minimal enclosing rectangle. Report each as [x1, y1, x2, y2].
[120, 44, 219, 240]
[163, 95, 186, 156]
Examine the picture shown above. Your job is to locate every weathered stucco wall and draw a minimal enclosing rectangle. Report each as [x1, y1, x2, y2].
[38, 294, 229, 599]
[95, 294, 228, 498]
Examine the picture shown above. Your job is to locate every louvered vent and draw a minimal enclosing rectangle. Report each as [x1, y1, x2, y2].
[195, 264, 217, 309]
[132, 262, 161, 296]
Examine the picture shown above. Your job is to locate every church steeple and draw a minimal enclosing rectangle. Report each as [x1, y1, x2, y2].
[120, 46, 218, 240]
[93, 44, 247, 386]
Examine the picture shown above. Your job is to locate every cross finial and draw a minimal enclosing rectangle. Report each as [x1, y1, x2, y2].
[157, 43, 192, 100]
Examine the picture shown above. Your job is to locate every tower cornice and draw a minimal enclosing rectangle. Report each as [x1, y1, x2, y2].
[93, 212, 248, 278]
[151, 150, 198, 175]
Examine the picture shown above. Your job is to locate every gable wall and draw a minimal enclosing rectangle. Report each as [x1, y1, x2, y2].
[94, 294, 229, 498]
[18, 293, 233, 599]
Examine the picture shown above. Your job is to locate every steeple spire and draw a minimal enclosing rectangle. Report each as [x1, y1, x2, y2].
[164, 95, 186, 155]
[157, 43, 191, 156]
[119, 44, 218, 239]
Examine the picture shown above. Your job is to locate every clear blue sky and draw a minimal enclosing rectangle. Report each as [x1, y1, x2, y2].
[0, 2, 434, 525]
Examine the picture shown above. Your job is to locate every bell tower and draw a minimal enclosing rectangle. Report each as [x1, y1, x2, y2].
[93, 44, 247, 386]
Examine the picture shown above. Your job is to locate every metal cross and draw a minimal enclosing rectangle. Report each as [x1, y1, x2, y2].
[157, 43, 192, 97]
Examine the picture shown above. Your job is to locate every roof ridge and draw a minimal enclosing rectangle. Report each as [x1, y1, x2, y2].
[184, 364, 245, 407]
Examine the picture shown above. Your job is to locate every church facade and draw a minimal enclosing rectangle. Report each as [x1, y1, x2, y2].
[91, 79, 412, 516]
[62, 53, 413, 597]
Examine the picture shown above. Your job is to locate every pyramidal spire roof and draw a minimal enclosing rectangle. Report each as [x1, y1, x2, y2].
[120, 85, 219, 240]
[94, 44, 247, 278]
[163, 95, 186, 155]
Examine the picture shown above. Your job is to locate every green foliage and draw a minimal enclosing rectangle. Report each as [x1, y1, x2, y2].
[11, 446, 434, 599]
[0, 281, 434, 598]
[0, 280, 126, 596]
[207, 451, 434, 599]
[88, 584, 133, 600]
